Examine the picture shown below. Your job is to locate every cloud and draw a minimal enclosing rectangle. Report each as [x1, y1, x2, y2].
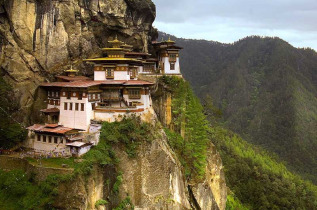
[152, 0, 317, 49]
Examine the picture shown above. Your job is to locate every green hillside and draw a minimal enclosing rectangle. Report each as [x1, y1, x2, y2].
[210, 125, 317, 209]
[159, 32, 317, 183]
[160, 76, 317, 209]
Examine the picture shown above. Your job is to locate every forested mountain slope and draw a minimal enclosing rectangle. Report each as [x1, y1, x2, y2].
[159, 32, 317, 183]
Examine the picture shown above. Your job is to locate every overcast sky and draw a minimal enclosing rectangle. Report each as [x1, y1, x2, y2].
[152, 0, 317, 50]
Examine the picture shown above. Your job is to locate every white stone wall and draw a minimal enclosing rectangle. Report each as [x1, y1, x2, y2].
[162, 57, 181, 74]
[94, 110, 145, 122]
[114, 71, 129, 80]
[26, 132, 70, 155]
[94, 71, 106, 80]
[59, 97, 91, 131]
[77, 145, 92, 156]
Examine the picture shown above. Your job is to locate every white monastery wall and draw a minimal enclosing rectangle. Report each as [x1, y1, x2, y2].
[59, 97, 90, 131]
[114, 71, 129, 80]
[163, 57, 181, 74]
[26, 132, 70, 155]
[94, 71, 106, 81]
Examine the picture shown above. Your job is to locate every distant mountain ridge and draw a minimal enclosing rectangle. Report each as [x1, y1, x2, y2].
[158, 32, 317, 183]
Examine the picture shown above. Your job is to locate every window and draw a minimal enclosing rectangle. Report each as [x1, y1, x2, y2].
[56, 92, 59, 97]
[128, 89, 141, 99]
[130, 68, 137, 78]
[67, 92, 71, 99]
[78, 92, 83, 100]
[93, 94, 95, 99]
[106, 69, 114, 78]
[75, 103, 79, 111]
[52, 92, 55, 97]
[64, 102, 67, 110]
[54, 137, 58, 144]
[88, 94, 91, 100]
[69, 103, 73, 110]
[81, 103, 85, 111]
[48, 91, 51, 97]
[43, 136, 47, 142]
[48, 136, 52, 143]
[92, 103, 96, 110]
[170, 63, 175, 70]
[169, 54, 177, 62]
[37, 135, 41, 141]
[144, 64, 154, 72]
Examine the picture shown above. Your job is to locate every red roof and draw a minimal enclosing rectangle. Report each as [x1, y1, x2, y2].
[56, 76, 90, 82]
[27, 124, 74, 134]
[41, 80, 154, 88]
[41, 81, 102, 88]
[123, 80, 154, 86]
[40, 108, 60, 113]
[44, 124, 59, 128]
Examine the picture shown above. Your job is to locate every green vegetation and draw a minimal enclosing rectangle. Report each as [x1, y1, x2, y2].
[159, 32, 317, 183]
[113, 196, 134, 210]
[0, 116, 153, 209]
[99, 116, 154, 158]
[0, 170, 62, 209]
[161, 76, 209, 180]
[209, 126, 317, 209]
[226, 191, 249, 210]
[95, 199, 108, 207]
[26, 157, 76, 168]
[71, 116, 154, 176]
[0, 77, 26, 149]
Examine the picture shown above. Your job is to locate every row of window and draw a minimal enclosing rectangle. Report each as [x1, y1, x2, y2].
[37, 135, 64, 144]
[129, 89, 141, 99]
[48, 91, 59, 98]
[64, 102, 85, 111]
[48, 99, 60, 105]
[88, 93, 101, 101]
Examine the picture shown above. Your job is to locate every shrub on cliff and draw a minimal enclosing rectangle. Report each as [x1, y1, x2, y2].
[161, 76, 209, 181]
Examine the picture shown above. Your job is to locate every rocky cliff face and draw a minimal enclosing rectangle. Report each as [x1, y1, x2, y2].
[52, 130, 226, 210]
[115, 130, 191, 209]
[0, 0, 156, 123]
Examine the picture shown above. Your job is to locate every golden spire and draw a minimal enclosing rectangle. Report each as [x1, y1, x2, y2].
[166, 36, 175, 44]
[64, 63, 79, 77]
